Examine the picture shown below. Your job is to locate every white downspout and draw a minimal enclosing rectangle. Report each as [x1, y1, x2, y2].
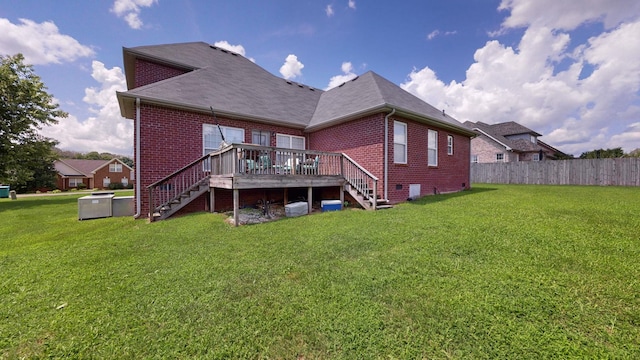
[384, 108, 396, 200]
[134, 97, 141, 218]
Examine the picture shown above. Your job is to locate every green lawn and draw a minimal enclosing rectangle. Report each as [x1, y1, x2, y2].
[1, 185, 639, 359]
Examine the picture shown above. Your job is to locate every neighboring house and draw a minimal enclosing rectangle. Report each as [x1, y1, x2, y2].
[464, 121, 571, 163]
[116, 42, 477, 221]
[54, 158, 134, 190]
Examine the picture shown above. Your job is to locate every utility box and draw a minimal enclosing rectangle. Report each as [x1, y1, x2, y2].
[285, 201, 308, 217]
[78, 194, 114, 220]
[112, 196, 134, 217]
[321, 200, 342, 212]
[0, 186, 9, 198]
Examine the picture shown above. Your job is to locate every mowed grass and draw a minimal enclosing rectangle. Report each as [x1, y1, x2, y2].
[0, 185, 639, 359]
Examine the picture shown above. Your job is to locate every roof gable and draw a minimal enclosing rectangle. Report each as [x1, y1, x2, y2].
[465, 121, 545, 153]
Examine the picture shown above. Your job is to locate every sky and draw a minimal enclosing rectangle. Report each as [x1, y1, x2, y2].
[1, 0, 639, 157]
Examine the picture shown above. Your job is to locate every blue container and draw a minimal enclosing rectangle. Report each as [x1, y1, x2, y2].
[321, 200, 342, 212]
[0, 186, 9, 198]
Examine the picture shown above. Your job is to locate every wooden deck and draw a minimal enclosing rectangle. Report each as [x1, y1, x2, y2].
[148, 144, 381, 223]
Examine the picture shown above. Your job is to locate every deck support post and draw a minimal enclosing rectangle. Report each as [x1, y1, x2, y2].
[339, 185, 344, 205]
[307, 186, 313, 214]
[209, 188, 215, 213]
[283, 188, 288, 206]
[233, 189, 239, 227]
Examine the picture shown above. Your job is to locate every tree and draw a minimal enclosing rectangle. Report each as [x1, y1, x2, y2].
[0, 54, 66, 189]
[579, 147, 624, 159]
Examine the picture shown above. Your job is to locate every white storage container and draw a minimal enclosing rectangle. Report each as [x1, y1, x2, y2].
[285, 202, 308, 217]
[78, 194, 114, 220]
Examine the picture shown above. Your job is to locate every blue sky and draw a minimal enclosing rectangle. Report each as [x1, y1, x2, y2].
[1, 0, 639, 157]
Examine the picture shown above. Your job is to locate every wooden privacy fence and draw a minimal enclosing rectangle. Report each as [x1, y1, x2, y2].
[471, 158, 640, 186]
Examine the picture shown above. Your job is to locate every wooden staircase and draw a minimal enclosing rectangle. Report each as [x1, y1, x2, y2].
[152, 178, 210, 221]
[147, 154, 212, 222]
[341, 153, 392, 210]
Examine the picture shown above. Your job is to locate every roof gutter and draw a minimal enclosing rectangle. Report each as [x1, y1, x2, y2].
[384, 108, 396, 200]
[473, 127, 512, 151]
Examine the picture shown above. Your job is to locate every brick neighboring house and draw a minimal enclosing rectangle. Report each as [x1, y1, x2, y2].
[464, 121, 570, 163]
[54, 158, 134, 190]
[116, 42, 477, 220]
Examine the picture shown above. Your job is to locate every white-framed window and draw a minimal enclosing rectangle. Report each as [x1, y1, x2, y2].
[428, 129, 438, 166]
[471, 155, 478, 163]
[394, 121, 407, 164]
[530, 135, 537, 144]
[103, 177, 111, 187]
[276, 134, 305, 167]
[252, 130, 270, 146]
[276, 133, 305, 149]
[447, 135, 454, 155]
[109, 163, 122, 172]
[496, 153, 504, 162]
[533, 153, 540, 161]
[203, 124, 245, 154]
[121, 177, 129, 186]
[69, 178, 82, 187]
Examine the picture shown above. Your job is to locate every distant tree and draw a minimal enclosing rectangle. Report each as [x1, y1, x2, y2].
[118, 156, 133, 167]
[83, 151, 104, 160]
[579, 147, 624, 159]
[0, 54, 66, 188]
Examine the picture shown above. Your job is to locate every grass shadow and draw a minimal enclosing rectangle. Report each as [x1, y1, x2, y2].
[0, 195, 82, 213]
[403, 185, 498, 206]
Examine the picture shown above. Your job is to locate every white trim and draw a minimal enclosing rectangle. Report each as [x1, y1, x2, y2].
[473, 128, 512, 151]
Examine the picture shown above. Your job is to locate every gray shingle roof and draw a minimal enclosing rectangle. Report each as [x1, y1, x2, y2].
[464, 121, 545, 152]
[118, 42, 474, 135]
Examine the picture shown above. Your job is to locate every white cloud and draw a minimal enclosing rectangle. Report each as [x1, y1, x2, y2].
[402, 16, 640, 155]
[213, 40, 246, 56]
[279, 54, 305, 80]
[213, 40, 255, 62]
[348, 0, 356, 10]
[325, 4, 334, 17]
[40, 61, 133, 155]
[427, 29, 458, 40]
[0, 18, 94, 65]
[498, 0, 640, 30]
[111, 0, 157, 29]
[326, 62, 358, 90]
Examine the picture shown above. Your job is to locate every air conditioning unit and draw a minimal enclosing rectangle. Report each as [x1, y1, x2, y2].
[78, 193, 114, 220]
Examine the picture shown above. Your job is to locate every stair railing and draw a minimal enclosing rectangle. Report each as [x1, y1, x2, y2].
[341, 153, 378, 207]
[147, 152, 214, 219]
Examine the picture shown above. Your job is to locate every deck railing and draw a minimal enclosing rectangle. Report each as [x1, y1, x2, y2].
[147, 153, 212, 217]
[210, 143, 343, 176]
[342, 153, 378, 204]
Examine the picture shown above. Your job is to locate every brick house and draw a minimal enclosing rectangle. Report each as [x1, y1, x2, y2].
[464, 121, 570, 163]
[116, 42, 476, 221]
[54, 158, 134, 190]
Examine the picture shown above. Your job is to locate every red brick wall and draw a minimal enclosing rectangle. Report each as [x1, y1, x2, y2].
[135, 104, 306, 216]
[309, 113, 471, 203]
[309, 114, 385, 195]
[134, 59, 190, 88]
[388, 116, 471, 202]
[94, 160, 131, 189]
